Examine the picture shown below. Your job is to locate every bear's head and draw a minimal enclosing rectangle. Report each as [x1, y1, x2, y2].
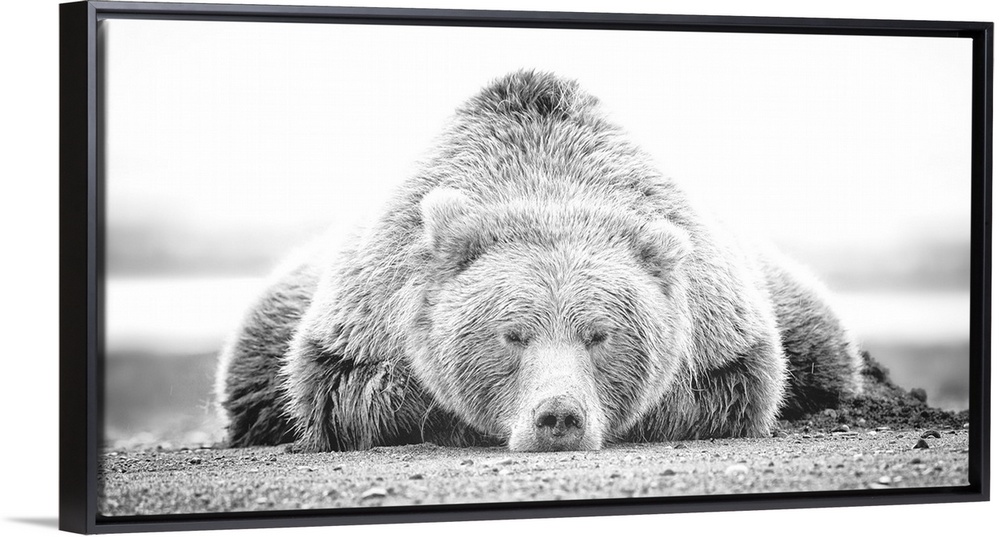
[408, 188, 694, 451]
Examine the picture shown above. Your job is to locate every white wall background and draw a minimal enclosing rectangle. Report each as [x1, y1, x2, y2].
[0, 1, 996, 536]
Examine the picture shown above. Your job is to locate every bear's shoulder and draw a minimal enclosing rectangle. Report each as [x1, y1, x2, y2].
[458, 70, 600, 122]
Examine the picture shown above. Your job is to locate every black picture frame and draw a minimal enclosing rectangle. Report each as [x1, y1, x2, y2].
[59, 1, 992, 534]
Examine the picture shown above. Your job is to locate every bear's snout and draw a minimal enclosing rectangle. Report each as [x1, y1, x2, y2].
[532, 395, 586, 451]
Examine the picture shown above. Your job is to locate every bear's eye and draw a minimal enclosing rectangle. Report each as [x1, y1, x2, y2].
[502, 331, 530, 347]
[584, 331, 608, 349]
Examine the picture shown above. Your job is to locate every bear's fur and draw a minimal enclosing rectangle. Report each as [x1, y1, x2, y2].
[215, 70, 862, 452]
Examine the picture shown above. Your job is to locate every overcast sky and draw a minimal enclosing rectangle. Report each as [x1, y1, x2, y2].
[102, 19, 972, 250]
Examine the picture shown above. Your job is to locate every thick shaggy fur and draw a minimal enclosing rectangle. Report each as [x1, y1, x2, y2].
[215, 70, 862, 451]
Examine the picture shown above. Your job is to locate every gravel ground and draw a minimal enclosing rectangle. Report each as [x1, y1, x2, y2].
[99, 353, 970, 517]
[98, 426, 969, 517]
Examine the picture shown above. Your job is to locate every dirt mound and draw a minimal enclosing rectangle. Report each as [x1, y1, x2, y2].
[780, 351, 969, 433]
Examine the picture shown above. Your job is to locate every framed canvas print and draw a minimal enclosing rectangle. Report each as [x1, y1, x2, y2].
[59, 1, 991, 534]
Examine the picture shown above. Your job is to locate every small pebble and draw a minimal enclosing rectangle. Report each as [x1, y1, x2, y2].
[876, 426, 890, 432]
[823, 409, 838, 418]
[878, 476, 892, 485]
[609, 472, 622, 478]
[660, 469, 676, 476]
[409, 474, 424, 480]
[360, 487, 388, 500]
[673, 444, 687, 449]
[913, 439, 930, 449]
[189, 458, 203, 465]
[333, 464, 344, 471]
[921, 430, 942, 439]
[724, 464, 750, 476]
[460, 459, 474, 465]
[296, 466, 313, 472]
[494, 457, 515, 466]
[909, 458, 922, 465]
[868, 483, 891, 490]
[857, 418, 867, 426]
[254, 497, 268, 504]
[963, 423, 970, 429]
[833, 424, 850, 433]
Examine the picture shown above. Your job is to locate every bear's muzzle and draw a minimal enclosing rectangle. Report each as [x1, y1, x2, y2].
[531, 395, 586, 451]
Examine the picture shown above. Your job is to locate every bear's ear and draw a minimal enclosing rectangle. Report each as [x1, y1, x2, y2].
[636, 220, 693, 277]
[421, 188, 472, 249]
[421, 188, 485, 273]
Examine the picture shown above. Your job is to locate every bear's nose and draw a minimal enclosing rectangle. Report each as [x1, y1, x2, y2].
[533, 396, 585, 450]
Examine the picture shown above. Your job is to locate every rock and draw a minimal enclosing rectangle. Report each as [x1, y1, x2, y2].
[878, 476, 892, 485]
[360, 487, 388, 500]
[333, 464, 344, 471]
[660, 469, 677, 476]
[189, 457, 203, 465]
[673, 444, 687, 449]
[857, 418, 867, 426]
[921, 430, 942, 439]
[963, 423, 970, 429]
[909, 458, 922, 465]
[913, 439, 931, 449]
[823, 409, 838, 418]
[876, 426, 890, 432]
[409, 474, 424, 480]
[493, 457, 515, 466]
[833, 424, 850, 433]
[460, 459, 474, 465]
[868, 483, 891, 490]
[724, 464, 750, 476]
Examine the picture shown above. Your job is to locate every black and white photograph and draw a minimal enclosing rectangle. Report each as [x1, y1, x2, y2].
[40, 1, 991, 535]
[93, 10, 977, 517]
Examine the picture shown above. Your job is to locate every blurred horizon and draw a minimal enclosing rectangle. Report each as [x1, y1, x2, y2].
[106, 216, 971, 292]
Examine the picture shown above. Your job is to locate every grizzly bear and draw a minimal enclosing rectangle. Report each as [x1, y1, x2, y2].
[215, 70, 862, 452]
